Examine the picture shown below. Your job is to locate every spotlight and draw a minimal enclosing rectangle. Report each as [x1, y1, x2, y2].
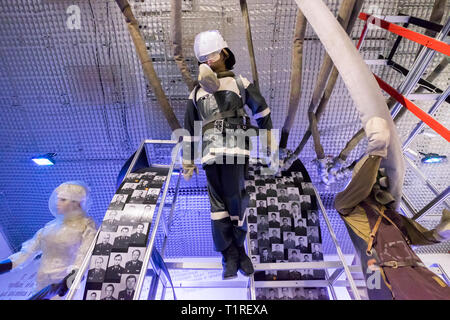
[32, 153, 56, 166]
[420, 152, 447, 164]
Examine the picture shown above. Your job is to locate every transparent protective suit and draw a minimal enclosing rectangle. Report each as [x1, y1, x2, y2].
[8, 181, 97, 291]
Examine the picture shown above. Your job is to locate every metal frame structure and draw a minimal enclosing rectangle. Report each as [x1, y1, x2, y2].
[161, 183, 364, 300]
[65, 139, 182, 300]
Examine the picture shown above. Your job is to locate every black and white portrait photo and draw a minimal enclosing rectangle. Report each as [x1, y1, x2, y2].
[307, 226, 320, 244]
[248, 193, 256, 207]
[136, 179, 151, 190]
[124, 173, 141, 183]
[256, 200, 267, 215]
[287, 187, 300, 201]
[101, 210, 120, 232]
[120, 182, 139, 195]
[292, 287, 306, 300]
[129, 189, 147, 204]
[269, 228, 281, 245]
[100, 283, 119, 300]
[130, 223, 148, 246]
[118, 275, 137, 300]
[288, 249, 301, 262]
[105, 253, 126, 283]
[249, 239, 259, 255]
[267, 197, 279, 212]
[245, 180, 256, 193]
[266, 288, 279, 300]
[311, 243, 324, 261]
[257, 215, 269, 231]
[283, 232, 296, 249]
[268, 212, 280, 229]
[248, 223, 258, 239]
[307, 210, 320, 227]
[300, 195, 312, 211]
[280, 217, 292, 233]
[271, 243, 284, 261]
[300, 182, 314, 195]
[86, 290, 101, 300]
[108, 194, 128, 210]
[279, 287, 292, 300]
[277, 188, 289, 203]
[149, 175, 166, 187]
[265, 183, 277, 197]
[289, 202, 301, 219]
[259, 247, 272, 263]
[125, 247, 145, 274]
[256, 288, 266, 300]
[93, 232, 114, 256]
[294, 218, 307, 236]
[302, 253, 312, 263]
[296, 236, 309, 253]
[279, 203, 290, 217]
[251, 255, 260, 264]
[246, 207, 257, 223]
[143, 188, 160, 204]
[113, 226, 132, 250]
[255, 186, 267, 200]
[305, 288, 318, 300]
[291, 171, 304, 184]
[87, 256, 108, 283]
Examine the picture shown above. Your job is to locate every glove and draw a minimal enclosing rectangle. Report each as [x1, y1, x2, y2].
[0, 259, 12, 275]
[198, 64, 220, 94]
[58, 269, 78, 297]
[182, 161, 198, 181]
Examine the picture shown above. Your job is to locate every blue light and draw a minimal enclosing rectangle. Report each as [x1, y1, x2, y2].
[32, 154, 55, 166]
[421, 153, 446, 164]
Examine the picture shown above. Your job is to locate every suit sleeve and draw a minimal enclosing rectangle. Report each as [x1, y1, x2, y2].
[241, 76, 273, 131]
[183, 98, 200, 163]
[334, 155, 381, 215]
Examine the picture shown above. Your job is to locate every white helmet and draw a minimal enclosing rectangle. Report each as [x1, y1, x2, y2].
[48, 181, 92, 218]
[194, 30, 228, 63]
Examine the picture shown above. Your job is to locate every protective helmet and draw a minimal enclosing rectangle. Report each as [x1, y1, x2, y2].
[194, 30, 228, 63]
[48, 181, 92, 217]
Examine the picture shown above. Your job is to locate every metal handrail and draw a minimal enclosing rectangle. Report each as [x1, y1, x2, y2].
[132, 141, 182, 299]
[311, 185, 362, 300]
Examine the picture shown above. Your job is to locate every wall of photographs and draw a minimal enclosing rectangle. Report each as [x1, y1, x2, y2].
[82, 168, 168, 300]
[246, 162, 330, 300]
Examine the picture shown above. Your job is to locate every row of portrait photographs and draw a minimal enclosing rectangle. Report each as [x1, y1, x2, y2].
[257, 268, 326, 281]
[109, 188, 161, 210]
[255, 287, 329, 300]
[87, 246, 146, 284]
[249, 195, 313, 212]
[250, 242, 323, 262]
[102, 204, 156, 231]
[123, 171, 167, 186]
[86, 274, 139, 301]
[249, 223, 321, 244]
[95, 223, 150, 256]
[247, 208, 320, 227]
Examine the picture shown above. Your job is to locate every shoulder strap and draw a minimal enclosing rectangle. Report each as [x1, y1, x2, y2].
[234, 76, 247, 107]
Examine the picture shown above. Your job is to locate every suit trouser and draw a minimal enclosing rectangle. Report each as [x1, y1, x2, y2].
[204, 163, 249, 252]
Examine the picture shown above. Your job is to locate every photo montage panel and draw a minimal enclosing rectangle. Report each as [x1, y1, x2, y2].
[83, 168, 168, 299]
[246, 162, 329, 300]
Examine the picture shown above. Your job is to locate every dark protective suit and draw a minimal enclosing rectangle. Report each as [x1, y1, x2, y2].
[183, 71, 273, 251]
[335, 155, 450, 300]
